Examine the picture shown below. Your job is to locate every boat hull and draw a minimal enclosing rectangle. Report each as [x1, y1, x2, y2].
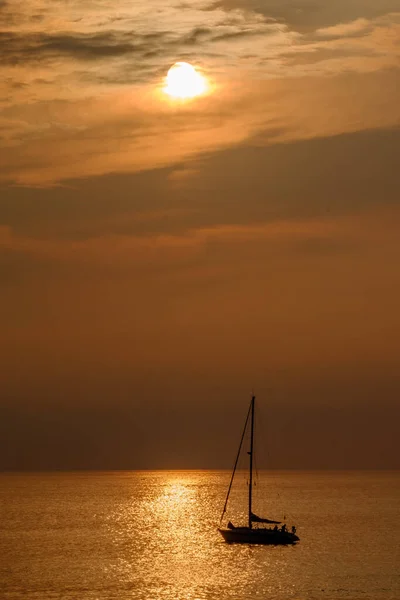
[218, 527, 299, 545]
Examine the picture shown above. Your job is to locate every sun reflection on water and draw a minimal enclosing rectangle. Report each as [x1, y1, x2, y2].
[160, 481, 193, 505]
[106, 471, 297, 600]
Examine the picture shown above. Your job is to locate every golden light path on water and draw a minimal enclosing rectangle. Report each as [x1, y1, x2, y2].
[108, 471, 297, 600]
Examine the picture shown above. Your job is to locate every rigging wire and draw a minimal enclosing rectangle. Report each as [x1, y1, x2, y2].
[219, 398, 252, 526]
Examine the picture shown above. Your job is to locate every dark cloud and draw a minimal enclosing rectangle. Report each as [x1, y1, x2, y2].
[182, 25, 275, 45]
[0, 126, 399, 242]
[209, 0, 400, 32]
[211, 28, 264, 42]
[0, 2, 15, 26]
[0, 1, 46, 27]
[0, 21, 283, 66]
[282, 46, 375, 67]
[182, 26, 212, 44]
[0, 31, 151, 64]
[309, 23, 375, 42]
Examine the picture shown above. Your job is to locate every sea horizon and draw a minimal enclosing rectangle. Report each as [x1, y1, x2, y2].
[2, 467, 399, 473]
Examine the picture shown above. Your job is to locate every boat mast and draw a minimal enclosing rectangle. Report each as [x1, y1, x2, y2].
[248, 394, 255, 529]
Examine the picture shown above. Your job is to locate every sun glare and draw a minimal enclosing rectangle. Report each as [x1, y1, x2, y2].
[164, 62, 207, 99]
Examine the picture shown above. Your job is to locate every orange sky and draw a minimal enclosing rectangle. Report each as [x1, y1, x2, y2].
[0, 0, 399, 469]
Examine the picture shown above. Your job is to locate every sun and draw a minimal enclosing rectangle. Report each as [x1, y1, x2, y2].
[164, 62, 207, 99]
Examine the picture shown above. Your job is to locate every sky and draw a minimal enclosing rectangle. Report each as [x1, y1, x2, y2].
[1, 0, 399, 470]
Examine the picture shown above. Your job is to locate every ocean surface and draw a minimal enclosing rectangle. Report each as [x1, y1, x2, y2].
[1, 471, 399, 600]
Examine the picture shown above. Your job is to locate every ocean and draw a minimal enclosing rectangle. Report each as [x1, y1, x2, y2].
[1, 471, 399, 600]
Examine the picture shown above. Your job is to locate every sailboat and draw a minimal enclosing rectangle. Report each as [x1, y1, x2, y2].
[218, 395, 299, 545]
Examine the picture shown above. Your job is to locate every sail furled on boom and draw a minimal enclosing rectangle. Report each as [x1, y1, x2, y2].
[250, 512, 281, 524]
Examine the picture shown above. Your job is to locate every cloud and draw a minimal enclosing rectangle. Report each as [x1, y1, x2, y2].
[1, 66, 399, 186]
[0, 31, 144, 65]
[0, 18, 285, 67]
[1, 200, 400, 277]
[2, 1, 396, 83]
[0, 219, 337, 268]
[0, 203, 375, 289]
[210, 0, 400, 32]
[0, 1, 399, 184]
[314, 17, 373, 40]
[1, 125, 398, 254]
[0, 0, 288, 68]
